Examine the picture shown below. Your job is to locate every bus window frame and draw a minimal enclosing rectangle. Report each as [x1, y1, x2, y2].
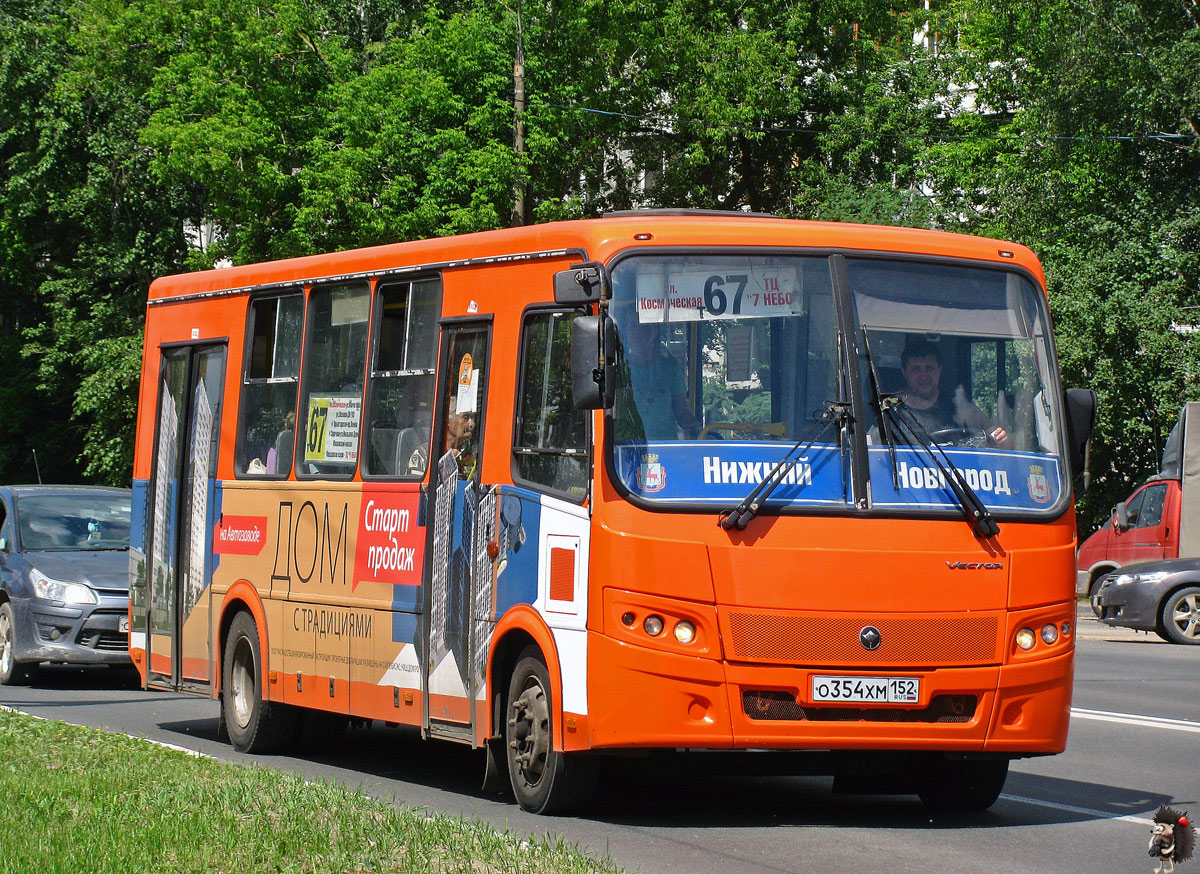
[432, 315, 495, 485]
[510, 303, 592, 504]
[601, 245, 1073, 524]
[234, 288, 305, 481]
[361, 273, 443, 482]
[295, 279, 372, 482]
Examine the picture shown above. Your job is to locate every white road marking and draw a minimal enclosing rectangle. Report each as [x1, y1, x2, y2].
[1000, 793, 1153, 825]
[1071, 707, 1200, 734]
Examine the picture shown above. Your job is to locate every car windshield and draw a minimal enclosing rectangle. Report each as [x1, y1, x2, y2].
[16, 493, 132, 550]
[606, 252, 1066, 516]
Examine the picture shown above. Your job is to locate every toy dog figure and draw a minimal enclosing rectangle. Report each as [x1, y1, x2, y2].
[1150, 806, 1196, 874]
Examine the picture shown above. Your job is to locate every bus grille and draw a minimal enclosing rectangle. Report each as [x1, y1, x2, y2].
[725, 612, 1001, 666]
[743, 690, 977, 723]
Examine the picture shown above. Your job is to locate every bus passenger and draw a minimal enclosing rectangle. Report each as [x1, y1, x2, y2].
[268, 411, 295, 475]
[445, 406, 477, 479]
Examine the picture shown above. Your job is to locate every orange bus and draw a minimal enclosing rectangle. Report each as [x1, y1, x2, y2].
[129, 212, 1095, 814]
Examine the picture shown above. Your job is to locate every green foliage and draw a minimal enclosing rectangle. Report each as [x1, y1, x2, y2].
[1, 0, 186, 484]
[0, 0, 1197, 531]
[922, 0, 1200, 529]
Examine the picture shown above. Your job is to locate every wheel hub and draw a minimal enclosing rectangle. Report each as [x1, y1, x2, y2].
[509, 684, 550, 784]
[230, 638, 255, 728]
[1174, 595, 1200, 639]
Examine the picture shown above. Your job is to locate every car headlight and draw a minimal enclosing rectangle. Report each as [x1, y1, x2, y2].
[1114, 570, 1170, 586]
[30, 569, 98, 605]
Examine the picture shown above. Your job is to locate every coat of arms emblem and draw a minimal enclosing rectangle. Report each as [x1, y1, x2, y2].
[1028, 464, 1050, 503]
[637, 453, 666, 492]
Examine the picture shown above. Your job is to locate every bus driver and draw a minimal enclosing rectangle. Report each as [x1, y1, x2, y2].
[616, 320, 699, 442]
[899, 339, 1012, 448]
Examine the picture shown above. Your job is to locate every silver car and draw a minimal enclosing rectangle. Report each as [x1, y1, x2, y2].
[1092, 557, 1200, 645]
[0, 485, 132, 683]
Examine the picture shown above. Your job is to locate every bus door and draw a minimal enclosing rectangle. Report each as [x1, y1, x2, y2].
[424, 322, 494, 740]
[143, 343, 226, 693]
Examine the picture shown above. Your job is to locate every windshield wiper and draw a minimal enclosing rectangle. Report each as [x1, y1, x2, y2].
[861, 331, 901, 490]
[719, 402, 848, 531]
[887, 402, 1001, 539]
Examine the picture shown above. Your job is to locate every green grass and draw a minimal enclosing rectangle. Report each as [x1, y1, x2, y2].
[0, 709, 623, 874]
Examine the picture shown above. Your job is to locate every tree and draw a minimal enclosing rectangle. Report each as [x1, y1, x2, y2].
[919, 0, 1200, 528]
[3, 0, 1198, 510]
[1, 0, 184, 483]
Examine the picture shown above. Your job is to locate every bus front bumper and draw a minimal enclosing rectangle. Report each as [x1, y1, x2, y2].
[586, 632, 1072, 756]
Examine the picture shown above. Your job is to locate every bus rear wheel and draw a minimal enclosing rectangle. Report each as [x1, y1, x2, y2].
[222, 611, 297, 753]
[916, 756, 1009, 812]
[504, 648, 597, 814]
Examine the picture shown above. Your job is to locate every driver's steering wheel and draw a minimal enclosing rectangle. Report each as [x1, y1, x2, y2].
[927, 426, 989, 447]
[698, 421, 787, 440]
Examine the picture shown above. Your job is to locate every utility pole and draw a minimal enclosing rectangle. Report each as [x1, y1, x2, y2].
[512, 0, 527, 226]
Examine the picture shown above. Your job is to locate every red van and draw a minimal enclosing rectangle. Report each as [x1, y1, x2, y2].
[1077, 401, 1200, 598]
[1076, 478, 1180, 598]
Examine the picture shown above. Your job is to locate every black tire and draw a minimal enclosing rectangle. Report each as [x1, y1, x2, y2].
[505, 648, 597, 814]
[917, 756, 1009, 812]
[1158, 586, 1200, 645]
[222, 611, 297, 753]
[1087, 572, 1108, 600]
[1088, 572, 1111, 618]
[0, 602, 31, 686]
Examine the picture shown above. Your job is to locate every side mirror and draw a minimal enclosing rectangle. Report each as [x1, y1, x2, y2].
[554, 262, 605, 304]
[1063, 388, 1096, 484]
[570, 314, 617, 410]
[1114, 501, 1131, 531]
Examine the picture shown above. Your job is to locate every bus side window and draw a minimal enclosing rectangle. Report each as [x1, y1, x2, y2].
[236, 293, 303, 478]
[513, 308, 589, 500]
[364, 277, 441, 478]
[298, 282, 370, 479]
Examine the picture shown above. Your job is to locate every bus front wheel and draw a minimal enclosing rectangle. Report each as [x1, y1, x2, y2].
[916, 756, 1009, 811]
[222, 611, 297, 754]
[504, 648, 596, 814]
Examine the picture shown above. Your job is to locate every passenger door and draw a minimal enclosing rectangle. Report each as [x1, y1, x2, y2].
[424, 323, 492, 740]
[141, 344, 226, 692]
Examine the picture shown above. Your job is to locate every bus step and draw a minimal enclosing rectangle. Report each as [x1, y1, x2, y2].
[427, 722, 474, 744]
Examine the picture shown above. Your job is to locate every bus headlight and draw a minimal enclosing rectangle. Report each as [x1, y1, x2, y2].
[643, 615, 665, 637]
[30, 569, 98, 605]
[1040, 624, 1059, 645]
[1015, 627, 1036, 651]
[673, 620, 696, 645]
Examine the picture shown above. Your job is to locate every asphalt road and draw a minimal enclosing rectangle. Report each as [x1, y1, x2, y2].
[3, 604, 1197, 874]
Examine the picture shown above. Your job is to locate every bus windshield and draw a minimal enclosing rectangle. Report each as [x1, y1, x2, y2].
[608, 252, 1066, 516]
